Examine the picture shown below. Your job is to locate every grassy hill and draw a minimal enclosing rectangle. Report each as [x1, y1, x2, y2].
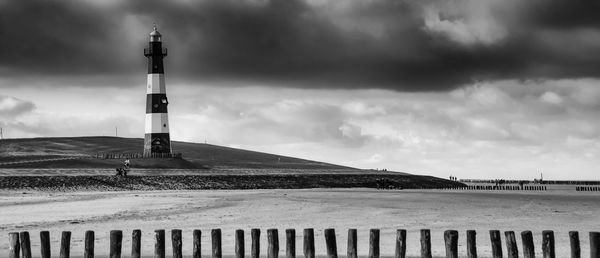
[0, 136, 356, 170]
[0, 137, 466, 190]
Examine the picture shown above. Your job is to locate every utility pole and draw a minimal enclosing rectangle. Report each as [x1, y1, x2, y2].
[115, 126, 118, 137]
[0, 127, 3, 139]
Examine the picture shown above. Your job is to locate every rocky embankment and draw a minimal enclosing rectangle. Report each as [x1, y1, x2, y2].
[0, 174, 464, 191]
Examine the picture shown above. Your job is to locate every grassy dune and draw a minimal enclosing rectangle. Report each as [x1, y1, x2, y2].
[0, 137, 463, 190]
[0, 136, 356, 170]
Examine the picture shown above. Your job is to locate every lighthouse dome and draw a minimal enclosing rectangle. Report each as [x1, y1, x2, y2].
[149, 25, 161, 42]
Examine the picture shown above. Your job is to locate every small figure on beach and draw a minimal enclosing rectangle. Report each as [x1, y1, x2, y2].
[115, 159, 130, 177]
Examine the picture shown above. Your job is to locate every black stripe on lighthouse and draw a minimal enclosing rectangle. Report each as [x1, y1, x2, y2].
[146, 94, 169, 113]
[144, 133, 171, 154]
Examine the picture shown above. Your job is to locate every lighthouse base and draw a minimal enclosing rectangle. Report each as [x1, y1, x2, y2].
[143, 133, 172, 155]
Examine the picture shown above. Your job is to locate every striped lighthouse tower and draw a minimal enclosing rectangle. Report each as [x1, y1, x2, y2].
[143, 25, 172, 155]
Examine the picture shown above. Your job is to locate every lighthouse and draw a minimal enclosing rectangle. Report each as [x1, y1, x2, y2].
[143, 25, 172, 155]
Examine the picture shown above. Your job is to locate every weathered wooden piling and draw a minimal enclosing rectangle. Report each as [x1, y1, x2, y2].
[9, 232, 20, 258]
[40, 231, 51, 258]
[212, 229, 222, 258]
[155, 230, 165, 258]
[542, 230, 555, 258]
[504, 231, 518, 258]
[236, 229, 245, 258]
[268, 229, 279, 258]
[172, 229, 182, 258]
[370, 229, 380, 258]
[60, 231, 72, 258]
[466, 230, 477, 258]
[252, 229, 261, 258]
[590, 232, 600, 258]
[193, 230, 202, 258]
[395, 229, 407, 258]
[286, 229, 296, 258]
[324, 228, 338, 258]
[420, 229, 432, 258]
[303, 228, 315, 258]
[85, 230, 95, 258]
[110, 230, 122, 258]
[444, 230, 458, 258]
[569, 231, 580, 258]
[521, 231, 535, 258]
[489, 230, 502, 258]
[20, 231, 31, 258]
[347, 229, 357, 258]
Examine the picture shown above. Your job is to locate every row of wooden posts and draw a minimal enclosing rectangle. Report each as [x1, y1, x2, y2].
[7, 229, 600, 258]
[443, 185, 547, 191]
[94, 153, 183, 159]
[576, 186, 600, 192]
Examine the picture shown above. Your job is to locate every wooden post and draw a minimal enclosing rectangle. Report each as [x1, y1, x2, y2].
[236, 230, 245, 258]
[40, 231, 51, 258]
[303, 228, 315, 258]
[172, 229, 182, 258]
[420, 229, 432, 258]
[542, 230, 555, 258]
[395, 229, 407, 258]
[212, 229, 222, 258]
[347, 229, 357, 258]
[131, 230, 141, 258]
[268, 229, 279, 258]
[489, 230, 502, 258]
[286, 229, 296, 258]
[155, 230, 165, 258]
[20, 232, 31, 258]
[324, 228, 338, 258]
[444, 230, 458, 258]
[85, 230, 95, 258]
[193, 230, 202, 258]
[252, 229, 261, 258]
[590, 232, 600, 258]
[521, 231, 535, 258]
[569, 231, 580, 258]
[370, 229, 380, 258]
[466, 230, 477, 258]
[9, 232, 20, 258]
[504, 231, 518, 258]
[60, 231, 72, 258]
[110, 230, 122, 258]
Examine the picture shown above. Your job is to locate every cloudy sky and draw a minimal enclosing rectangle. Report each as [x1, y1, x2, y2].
[1, 0, 600, 179]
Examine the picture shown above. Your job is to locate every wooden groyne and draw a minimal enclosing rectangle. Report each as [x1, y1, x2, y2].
[440, 185, 548, 191]
[7, 229, 600, 258]
[576, 186, 600, 192]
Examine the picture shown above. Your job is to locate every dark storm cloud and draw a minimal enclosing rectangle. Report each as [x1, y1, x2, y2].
[1, 0, 600, 91]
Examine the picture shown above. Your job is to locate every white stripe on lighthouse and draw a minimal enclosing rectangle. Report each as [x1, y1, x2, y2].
[146, 74, 166, 94]
[145, 113, 170, 134]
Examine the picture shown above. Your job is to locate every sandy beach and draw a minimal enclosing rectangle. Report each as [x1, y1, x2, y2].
[0, 189, 599, 257]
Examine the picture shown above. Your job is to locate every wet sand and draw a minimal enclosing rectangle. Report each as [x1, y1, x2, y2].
[0, 189, 599, 257]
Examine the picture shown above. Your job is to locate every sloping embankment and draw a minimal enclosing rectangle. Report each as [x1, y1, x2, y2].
[0, 174, 464, 191]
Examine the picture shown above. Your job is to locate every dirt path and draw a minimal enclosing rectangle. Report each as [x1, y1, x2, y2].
[0, 189, 598, 257]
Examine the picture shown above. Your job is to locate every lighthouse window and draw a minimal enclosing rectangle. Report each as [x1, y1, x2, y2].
[153, 104, 158, 108]
[163, 124, 167, 127]
[148, 85, 151, 89]
[161, 98, 168, 104]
